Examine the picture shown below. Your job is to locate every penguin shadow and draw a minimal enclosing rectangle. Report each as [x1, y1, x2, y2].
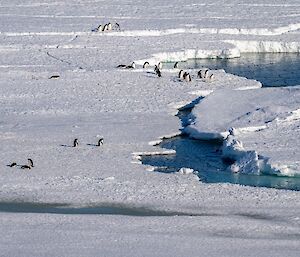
[6, 163, 33, 170]
[86, 143, 101, 147]
[6, 163, 18, 168]
[87, 139, 104, 147]
[145, 71, 156, 75]
[172, 77, 184, 83]
[144, 72, 159, 78]
[60, 144, 75, 148]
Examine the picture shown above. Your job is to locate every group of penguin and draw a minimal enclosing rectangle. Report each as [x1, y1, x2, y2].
[73, 138, 104, 147]
[6, 138, 104, 170]
[179, 68, 215, 82]
[7, 158, 34, 170]
[117, 60, 215, 82]
[93, 22, 120, 32]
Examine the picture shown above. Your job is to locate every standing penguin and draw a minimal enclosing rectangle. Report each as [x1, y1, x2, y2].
[208, 74, 215, 81]
[114, 22, 120, 30]
[183, 72, 188, 80]
[97, 25, 103, 32]
[103, 24, 109, 31]
[73, 138, 79, 147]
[197, 70, 203, 78]
[174, 62, 179, 68]
[97, 138, 104, 146]
[157, 62, 162, 70]
[178, 69, 184, 79]
[28, 158, 34, 168]
[185, 73, 192, 82]
[156, 68, 162, 77]
[203, 69, 209, 79]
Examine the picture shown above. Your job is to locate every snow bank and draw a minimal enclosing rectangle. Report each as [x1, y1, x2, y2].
[178, 167, 195, 175]
[105, 23, 300, 37]
[226, 40, 300, 53]
[186, 87, 300, 177]
[136, 39, 300, 66]
[136, 47, 240, 66]
[3, 22, 299, 38]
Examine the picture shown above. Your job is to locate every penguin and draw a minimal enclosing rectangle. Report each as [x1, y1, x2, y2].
[185, 73, 191, 82]
[228, 127, 237, 136]
[183, 71, 188, 80]
[107, 23, 112, 31]
[28, 158, 34, 168]
[203, 69, 209, 79]
[114, 22, 120, 30]
[156, 68, 162, 77]
[178, 69, 184, 79]
[208, 74, 214, 81]
[117, 64, 127, 68]
[103, 24, 109, 31]
[174, 62, 179, 68]
[7, 162, 17, 167]
[157, 62, 162, 70]
[117, 62, 135, 69]
[49, 75, 60, 79]
[21, 165, 31, 169]
[197, 70, 202, 78]
[97, 24, 103, 32]
[73, 138, 79, 147]
[97, 138, 104, 146]
[143, 61, 150, 68]
[125, 62, 135, 69]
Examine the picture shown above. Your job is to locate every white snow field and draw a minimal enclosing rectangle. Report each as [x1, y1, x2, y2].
[0, 0, 300, 256]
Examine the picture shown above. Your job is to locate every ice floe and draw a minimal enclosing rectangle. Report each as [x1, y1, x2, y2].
[186, 87, 300, 176]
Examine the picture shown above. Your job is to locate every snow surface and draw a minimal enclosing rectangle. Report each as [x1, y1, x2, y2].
[0, 0, 300, 256]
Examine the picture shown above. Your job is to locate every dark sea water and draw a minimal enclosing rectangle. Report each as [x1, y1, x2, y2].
[141, 54, 300, 191]
[181, 53, 300, 87]
[141, 135, 300, 191]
